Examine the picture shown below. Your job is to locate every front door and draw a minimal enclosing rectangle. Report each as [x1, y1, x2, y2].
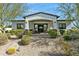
[34, 24, 48, 33]
[38, 24, 44, 33]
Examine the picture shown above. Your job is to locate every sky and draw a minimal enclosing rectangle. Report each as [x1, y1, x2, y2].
[27, 3, 60, 15]
[17, 3, 61, 19]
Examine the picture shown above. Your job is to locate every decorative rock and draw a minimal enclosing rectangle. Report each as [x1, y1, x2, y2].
[10, 35, 18, 39]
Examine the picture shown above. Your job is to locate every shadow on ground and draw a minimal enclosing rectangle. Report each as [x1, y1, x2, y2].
[39, 51, 65, 56]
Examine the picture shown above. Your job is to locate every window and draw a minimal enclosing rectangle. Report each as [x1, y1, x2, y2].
[17, 23, 24, 29]
[59, 23, 66, 29]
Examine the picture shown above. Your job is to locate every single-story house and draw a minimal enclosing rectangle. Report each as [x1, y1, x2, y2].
[12, 12, 73, 33]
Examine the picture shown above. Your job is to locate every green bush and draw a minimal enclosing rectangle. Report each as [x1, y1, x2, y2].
[0, 33, 9, 45]
[21, 35, 31, 45]
[48, 29, 57, 38]
[63, 35, 71, 41]
[59, 29, 65, 35]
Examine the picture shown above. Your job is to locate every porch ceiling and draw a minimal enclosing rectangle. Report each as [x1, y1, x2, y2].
[29, 19, 53, 22]
[25, 16, 54, 22]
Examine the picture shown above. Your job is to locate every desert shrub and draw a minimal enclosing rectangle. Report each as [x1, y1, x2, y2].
[55, 39, 73, 56]
[0, 33, 9, 45]
[71, 39, 79, 55]
[61, 41, 73, 55]
[48, 29, 57, 38]
[71, 29, 79, 39]
[27, 31, 32, 36]
[7, 47, 16, 55]
[67, 29, 79, 34]
[64, 29, 73, 35]
[63, 35, 71, 41]
[63, 30, 68, 35]
[21, 35, 31, 45]
[59, 29, 65, 35]
[10, 29, 24, 38]
[63, 29, 79, 40]
[70, 34, 79, 39]
[10, 29, 24, 35]
[24, 30, 32, 36]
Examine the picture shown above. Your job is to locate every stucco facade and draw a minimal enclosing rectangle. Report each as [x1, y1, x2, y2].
[12, 12, 73, 32]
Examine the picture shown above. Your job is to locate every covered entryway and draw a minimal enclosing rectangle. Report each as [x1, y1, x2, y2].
[29, 20, 52, 33]
[24, 12, 59, 32]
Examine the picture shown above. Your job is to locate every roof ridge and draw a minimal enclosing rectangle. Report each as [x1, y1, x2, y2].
[23, 12, 59, 19]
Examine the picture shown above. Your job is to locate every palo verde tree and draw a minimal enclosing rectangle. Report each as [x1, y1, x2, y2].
[58, 3, 79, 29]
[0, 3, 28, 28]
[58, 3, 75, 20]
[73, 4, 79, 28]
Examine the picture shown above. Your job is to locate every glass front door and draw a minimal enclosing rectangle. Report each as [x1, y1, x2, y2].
[38, 24, 44, 33]
[34, 24, 48, 33]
